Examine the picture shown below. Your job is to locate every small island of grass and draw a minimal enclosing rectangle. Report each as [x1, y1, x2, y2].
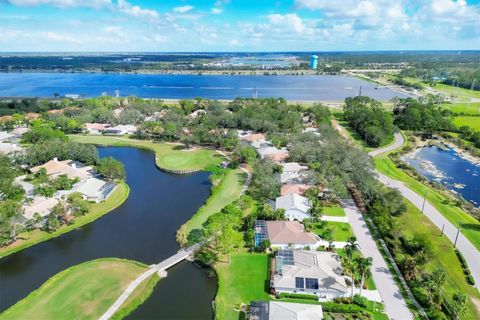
[0, 258, 160, 320]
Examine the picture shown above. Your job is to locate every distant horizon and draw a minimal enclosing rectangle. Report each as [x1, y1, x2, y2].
[1, 50, 480, 55]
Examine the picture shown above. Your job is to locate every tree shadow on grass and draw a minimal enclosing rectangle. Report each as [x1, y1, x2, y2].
[462, 223, 480, 232]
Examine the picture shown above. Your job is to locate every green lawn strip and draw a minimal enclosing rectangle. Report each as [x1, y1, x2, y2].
[442, 103, 480, 115]
[179, 168, 246, 239]
[68, 134, 223, 171]
[0, 258, 149, 320]
[453, 116, 480, 131]
[0, 182, 129, 259]
[111, 274, 161, 320]
[322, 206, 346, 217]
[433, 83, 480, 102]
[307, 221, 355, 242]
[214, 252, 271, 320]
[374, 156, 480, 251]
[395, 201, 480, 320]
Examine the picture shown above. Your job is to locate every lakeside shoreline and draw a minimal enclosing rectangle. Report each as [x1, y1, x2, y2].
[0, 182, 130, 259]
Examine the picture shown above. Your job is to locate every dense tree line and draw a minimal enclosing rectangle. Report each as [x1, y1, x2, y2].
[393, 98, 454, 134]
[344, 96, 395, 147]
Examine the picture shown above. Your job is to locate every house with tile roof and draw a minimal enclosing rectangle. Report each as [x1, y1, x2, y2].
[272, 249, 348, 300]
[255, 220, 318, 249]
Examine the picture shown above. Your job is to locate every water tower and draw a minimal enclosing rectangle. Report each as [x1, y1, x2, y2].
[309, 54, 318, 70]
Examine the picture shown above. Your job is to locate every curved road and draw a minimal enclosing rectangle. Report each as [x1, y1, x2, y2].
[369, 133, 480, 292]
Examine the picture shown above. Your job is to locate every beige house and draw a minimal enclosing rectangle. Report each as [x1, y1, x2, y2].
[249, 301, 323, 320]
[23, 197, 59, 220]
[30, 158, 94, 180]
[255, 220, 317, 249]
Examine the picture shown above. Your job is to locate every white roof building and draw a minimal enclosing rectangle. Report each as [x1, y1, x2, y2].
[272, 250, 348, 300]
[103, 125, 137, 135]
[249, 301, 323, 320]
[0, 143, 22, 154]
[74, 177, 116, 202]
[0, 131, 14, 142]
[275, 193, 311, 221]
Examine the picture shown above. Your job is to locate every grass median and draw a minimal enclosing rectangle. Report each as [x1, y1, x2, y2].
[0, 182, 129, 258]
[0, 258, 158, 320]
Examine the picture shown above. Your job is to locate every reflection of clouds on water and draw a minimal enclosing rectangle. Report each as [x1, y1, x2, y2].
[403, 146, 479, 208]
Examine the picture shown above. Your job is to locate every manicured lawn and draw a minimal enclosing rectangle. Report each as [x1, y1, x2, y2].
[69, 135, 223, 171]
[307, 221, 355, 242]
[442, 103, 480, 115]
[322, 205, 346, 217]
[375, 156, 480, 251]
[0, 182, 129, 258]
[177, 168, 246, 243]
[434, 83, 480, 102]
[394, 201, 480, 320]
[453, 116, 480, 131]
[215, 252, 271, 320]
[0, 258, 155, 320]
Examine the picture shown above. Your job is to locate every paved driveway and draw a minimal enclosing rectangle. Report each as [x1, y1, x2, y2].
[342, 199, 413, 320]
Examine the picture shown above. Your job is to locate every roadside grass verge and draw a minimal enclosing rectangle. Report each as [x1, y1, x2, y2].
[68, 135, 223, 171]
[214, 252, 270, 320]
[323, 206, 346, 217]
[394, 201, 480, 320]
[0, 182, 129, 259]
[0, 258, 153, 320]
[374, 155, 480, 251]
[453, 116, 480, 131]
[177, 168, 246, 244]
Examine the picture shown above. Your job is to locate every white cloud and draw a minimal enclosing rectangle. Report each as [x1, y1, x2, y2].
[267, 13, 307, 33]
[173, 5, 194, 13]
[6, 0, 110, 8]
[117, 0, 158, 19]
[211, 8, 223, 14]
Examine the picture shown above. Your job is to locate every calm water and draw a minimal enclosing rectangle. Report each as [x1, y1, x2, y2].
[0, 147, 217, 318]
[0, 73, 408, 101]
[403, 146, 480, 207]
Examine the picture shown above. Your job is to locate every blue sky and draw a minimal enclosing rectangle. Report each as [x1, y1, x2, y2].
[0, 0, 479, 51]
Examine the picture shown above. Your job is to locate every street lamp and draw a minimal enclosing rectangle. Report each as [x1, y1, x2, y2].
[421, 189, 428, 213]
[454, 223, 462, 248]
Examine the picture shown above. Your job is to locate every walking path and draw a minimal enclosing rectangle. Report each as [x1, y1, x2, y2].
[98, 244, 200, 320]
[215, 150, 252, 194]
[342, 199, 413, 320]
[370, 133, 480, 291]
[320, 215, 349, 223]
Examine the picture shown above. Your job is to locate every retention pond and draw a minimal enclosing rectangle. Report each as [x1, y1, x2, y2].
[0, 147, 217, 319]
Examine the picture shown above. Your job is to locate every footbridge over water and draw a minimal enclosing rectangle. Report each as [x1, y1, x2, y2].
[98, 243, 202, 320]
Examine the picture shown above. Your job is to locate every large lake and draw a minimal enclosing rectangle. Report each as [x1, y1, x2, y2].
[403, 146, 480, 207]
[0, 73, 409, 101]
[0, 147, 217, 319]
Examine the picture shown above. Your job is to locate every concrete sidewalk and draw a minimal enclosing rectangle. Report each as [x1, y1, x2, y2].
[342, 199, 413, 320]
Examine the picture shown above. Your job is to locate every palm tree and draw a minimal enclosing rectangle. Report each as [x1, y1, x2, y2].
[344, 236, 359, 298]
[355, 257, 373, 296]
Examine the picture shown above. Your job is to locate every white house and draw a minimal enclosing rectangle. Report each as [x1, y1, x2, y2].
[277, 162, 310, 184]
[74, 177, 116, 202]
[275, 193, 311, 221]
[272, 249, 348, 301]
[0, 143, 22, 154]
[249, 301, 323, 320]
[103, 125, 137, 135]
[84, 123, 111, 134]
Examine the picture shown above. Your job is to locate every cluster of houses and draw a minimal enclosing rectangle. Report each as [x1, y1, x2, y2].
[239, 130, 352, 310]
[0, 127, 28, 154]
[16, 158, 116, 221]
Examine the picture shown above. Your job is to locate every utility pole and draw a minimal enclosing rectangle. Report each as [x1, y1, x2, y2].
[421, 189, 428, 213]
[440, 224, 445, 237]
[454, 224, 462, 248]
